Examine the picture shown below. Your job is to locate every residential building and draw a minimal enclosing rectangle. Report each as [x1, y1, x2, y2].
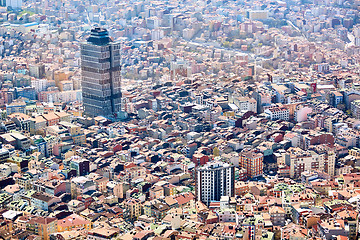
[31, 217, 57, 240]
[57, 213, 91, 232]
[124, 198, 142, 220]
[196, 161, 235, 205]
[239, 150, 264, 179]
[264, 107, 289, 121]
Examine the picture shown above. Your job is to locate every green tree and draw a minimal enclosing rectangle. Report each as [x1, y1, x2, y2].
[213, 147, 220, 157]
[222, 41, 231, 48]
[274, 230, 281, 240]
[337, 103, 346, 112]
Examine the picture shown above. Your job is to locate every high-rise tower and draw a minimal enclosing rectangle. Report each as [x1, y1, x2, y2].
[196, 161, 235, 205]
[81, 28, 121, 117]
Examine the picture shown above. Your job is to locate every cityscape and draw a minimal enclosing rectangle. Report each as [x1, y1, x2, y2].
[0, 0, 359, 239]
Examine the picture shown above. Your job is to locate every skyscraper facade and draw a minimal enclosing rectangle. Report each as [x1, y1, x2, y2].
[196, 161, 235, 205]
[81, 28, 121, 117]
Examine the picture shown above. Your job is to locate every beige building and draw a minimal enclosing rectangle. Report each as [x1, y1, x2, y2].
[57, 213, 91, 232]
[288, 145, 335, 178]
[269, 206, 286, 226]
[149, 185, 164, 200]
[231, 96, 257, 113]
[94, 176, 109, 193]
[106, 181, 129, 199]
[124, 198, 142, 220]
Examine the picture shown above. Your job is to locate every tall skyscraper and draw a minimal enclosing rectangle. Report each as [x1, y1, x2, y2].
[196, 161, 235, 205]
[81, 28, 122, 117]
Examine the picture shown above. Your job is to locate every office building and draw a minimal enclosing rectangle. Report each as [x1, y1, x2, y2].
[81, 28, 122, 117]
[196, 161, 235, 205]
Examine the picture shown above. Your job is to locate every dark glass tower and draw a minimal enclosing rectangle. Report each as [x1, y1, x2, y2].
[81, 28, 122, 117]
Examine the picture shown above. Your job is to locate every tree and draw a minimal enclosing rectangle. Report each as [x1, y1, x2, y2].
[346, 109, 352, 116]
[274, 230, 281, 240]
[222, 41, 232, 48]
[213, 147, 220, 157]
[243, 76, 253, 82]
[337, 103, 346, 112]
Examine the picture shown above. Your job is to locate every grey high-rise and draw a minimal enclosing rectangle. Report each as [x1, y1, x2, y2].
[81, 28, 121, 117]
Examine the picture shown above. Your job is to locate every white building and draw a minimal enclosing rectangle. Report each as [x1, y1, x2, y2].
[217, 208, 238, 224]
[264, 107, 289, 121]
[6, 0, 22, 9]
[248, 10, 269, 20]
[151, 29, 164, 40]
[351, 100, 360, 119]
[196, 161, 235, 205]
[288, 146, 335, 179]
[31, 79, 48, 93]
[231, 96, 257, 113]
